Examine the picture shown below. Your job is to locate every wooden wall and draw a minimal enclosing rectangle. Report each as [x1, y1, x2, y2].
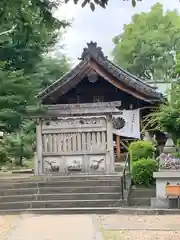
[56, 76, 150, 110]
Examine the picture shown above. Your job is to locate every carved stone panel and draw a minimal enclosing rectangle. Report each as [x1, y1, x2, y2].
[65, 156, 84, 174]
[43, 157, 65, 174]
[42, 116, 106, 130]
[89, 155, 106, 173]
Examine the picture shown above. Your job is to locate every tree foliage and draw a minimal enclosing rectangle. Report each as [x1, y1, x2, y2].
[0, 1, 71, 166]
[0, 62, 39, 132]
[0, 0, 69, 71]
[65, 0, 142, 11]
[112, 3, 180, 80]
[0, 0, 70, 133]
[0, 120, 35, 166]
[176, 52, 180, 75]
[145, 79, 180, 142]
[36, 55, 70, 90]
[0, 138, 9, 164]
[5, 120, 35, 166]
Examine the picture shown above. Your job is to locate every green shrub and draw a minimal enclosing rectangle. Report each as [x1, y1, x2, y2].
[0, 139, 9, 163]
[132, 158, 158, 186]
[129, 140, 155, 162]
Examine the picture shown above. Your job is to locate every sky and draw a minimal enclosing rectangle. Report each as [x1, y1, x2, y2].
[55, 0, 180, 64]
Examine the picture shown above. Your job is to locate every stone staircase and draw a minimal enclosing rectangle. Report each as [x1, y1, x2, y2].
[129, 186, 156, 207]
[0, 174, 127, 214]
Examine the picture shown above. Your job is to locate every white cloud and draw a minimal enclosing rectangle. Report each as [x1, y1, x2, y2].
[55, 0, 180, 63]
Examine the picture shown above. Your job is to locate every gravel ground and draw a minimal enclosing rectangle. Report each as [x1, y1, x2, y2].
[99, 215, 180, 240]
[0, 215, 20, 240]
[99, 215, 180, 230]
[103, 230, 180, 240]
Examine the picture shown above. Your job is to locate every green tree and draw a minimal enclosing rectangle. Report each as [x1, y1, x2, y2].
[36, 55, 70, 90]
[0, 120, 35, 166]
[0, 1, 71, 168]
[0, 138, 9, 164]
[5, 121, 35, 166]
[112, 3, 180, 80]
[0, 62, 39, 132]
[0, 1, 70, 132]
[176, 52, 180, 75]
[145, 79, 180, 142]
[0, 0, 69, 71]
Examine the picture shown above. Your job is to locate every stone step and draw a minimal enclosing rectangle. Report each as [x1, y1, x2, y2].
[131, 188, 156, 198]
[0, 179, 121, 189]
[0, 207, 119, 215]
[0, 207, 123, 215]
[1, 207, 180, 215]
[0, 174, 122, 183]
[129, 187, 156, 206]
[129, 197, 151, 206]
[0, 185, 120, 196]
[0, 192, 121, 202]
[0, 199, 126, 210]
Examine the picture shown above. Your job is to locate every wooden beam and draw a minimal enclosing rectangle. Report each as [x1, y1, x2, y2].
[116, 135, 121, 160]
[90, 61, 152, 102]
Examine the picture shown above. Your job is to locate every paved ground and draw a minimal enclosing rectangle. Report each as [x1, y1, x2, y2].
[0, 215, 22, 240]
[1, 214, 180, 240]
[6, 214, 97, 240]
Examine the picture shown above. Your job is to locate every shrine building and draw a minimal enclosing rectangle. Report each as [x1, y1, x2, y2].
[34, 42, 164, 175]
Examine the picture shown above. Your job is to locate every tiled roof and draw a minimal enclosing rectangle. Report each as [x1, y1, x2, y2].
[39, 42, 164, 102]
[96, 58, 163, 100]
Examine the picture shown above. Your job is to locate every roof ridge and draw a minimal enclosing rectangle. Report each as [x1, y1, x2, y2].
[105, 59, 156, 91]
[38, 59, 86, 98]
[93, 56, 162, 99]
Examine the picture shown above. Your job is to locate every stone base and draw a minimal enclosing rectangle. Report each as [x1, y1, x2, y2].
[151, 197, 169, 209]
[151, 197, 180, 209]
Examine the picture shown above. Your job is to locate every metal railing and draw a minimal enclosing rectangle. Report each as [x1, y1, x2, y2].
[121, 151, 131, 200]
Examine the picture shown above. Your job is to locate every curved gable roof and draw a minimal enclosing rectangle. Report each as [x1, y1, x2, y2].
[39, 42, 164, 104]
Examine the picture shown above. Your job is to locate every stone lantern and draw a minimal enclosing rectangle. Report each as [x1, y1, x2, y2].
[0, 131, 3, 139]
[143, 131, 152, 142]
[163, 133, 176, 154]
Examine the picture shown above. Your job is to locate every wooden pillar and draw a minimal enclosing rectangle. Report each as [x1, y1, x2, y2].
[34, 152, 38, 176]
[116, 135, 121, 160]
[106, 114, 115, 173]
[36, 119, 43, 175]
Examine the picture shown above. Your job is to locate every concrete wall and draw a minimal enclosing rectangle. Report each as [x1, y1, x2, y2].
[154, 171, 180, 198]
[151, 171, 180, 208]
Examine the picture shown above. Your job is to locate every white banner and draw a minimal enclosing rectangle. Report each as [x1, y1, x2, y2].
[113, 109, 140, 139]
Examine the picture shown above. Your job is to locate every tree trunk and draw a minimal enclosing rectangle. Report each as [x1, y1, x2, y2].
[19, 155, 23, 166]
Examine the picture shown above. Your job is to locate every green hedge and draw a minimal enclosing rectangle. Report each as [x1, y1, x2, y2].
[132, 158, 158, 186]
[129, 140, 155, 162]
